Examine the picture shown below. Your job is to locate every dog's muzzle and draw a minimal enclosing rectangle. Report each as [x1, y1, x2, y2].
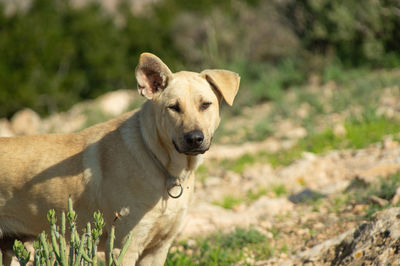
[173, 130, 209, 155]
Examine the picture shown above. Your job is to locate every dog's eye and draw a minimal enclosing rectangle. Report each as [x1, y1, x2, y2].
[168, 103, 181, 113]
[200, 102, 211, 111]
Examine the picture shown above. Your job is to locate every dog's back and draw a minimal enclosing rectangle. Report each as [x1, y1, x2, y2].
[0, 134, 85, 235]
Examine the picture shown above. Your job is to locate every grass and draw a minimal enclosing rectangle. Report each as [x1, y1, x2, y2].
[213, 186, 284, 210]
[213, 195, 244, 210]
[345, 113, 400, 149]
[245, 120, 274, 142]
[168, 68, 400, 263]
[271, 184, 288, 197]
[246, 187, 268, 202]
[329, 194, 351, 213]
[219, 113, 400, 173]
[215, 67, 400, 146]
[221, 153, 257, 173]
[166, 228, 272, 266]
[196, 165, 209, 183]
[342, 172, 400, 218]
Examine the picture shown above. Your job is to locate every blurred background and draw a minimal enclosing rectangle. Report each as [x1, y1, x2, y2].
[1, 0, 399, 118]
[2, 0, 400, 264]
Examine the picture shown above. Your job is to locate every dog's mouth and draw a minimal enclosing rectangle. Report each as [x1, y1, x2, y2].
[173, 140, 210, 156]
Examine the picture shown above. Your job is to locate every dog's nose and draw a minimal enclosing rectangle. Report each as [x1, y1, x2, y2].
[184, 130, 204, 148]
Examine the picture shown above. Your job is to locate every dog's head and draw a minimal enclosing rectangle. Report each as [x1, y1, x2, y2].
[136, 53, 240, 155]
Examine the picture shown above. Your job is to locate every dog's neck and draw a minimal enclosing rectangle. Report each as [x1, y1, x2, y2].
[138, 102, 203, 182]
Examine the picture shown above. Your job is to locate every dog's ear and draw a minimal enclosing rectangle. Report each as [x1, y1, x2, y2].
[135, 53, 173, 100]
[201, 70, 240, 106]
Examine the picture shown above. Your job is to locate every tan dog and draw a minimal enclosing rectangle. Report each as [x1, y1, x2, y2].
[0, 53, 240, 265]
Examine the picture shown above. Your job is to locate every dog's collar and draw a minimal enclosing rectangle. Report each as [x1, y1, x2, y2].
[138, 120, 188, 199]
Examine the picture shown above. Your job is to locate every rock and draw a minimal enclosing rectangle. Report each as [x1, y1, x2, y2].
[286, 126, 307, 139]
[248, 196, 294, 216]
[301, 152, 317, 161]
[345, 176, 369, 192]
[289, 208, 400, 265]
[204, 176, 222, 187]
[179, 202, 254, 238]
[0, 118, 14, 137]
[288, 188, 325, 204]
[368, 195, 388, 207]
[383, 135, 398, 150]
[297, 103, 311, 119]
[10, 108, 41, 135]
[206, 137, 291, 160]
[333, 123, 346, 137]
[353, 204, 368, 215]
[391, 187, 400, 205]
[180, 197, 293, 239]
[98, 90, 136, 116]
[275, 120, 307, 139]
[41, 111, 86, 134]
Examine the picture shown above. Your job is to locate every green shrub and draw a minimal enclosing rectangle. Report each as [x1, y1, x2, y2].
[1, 0, 399, 118]
[166, 227, 272, 265]
[288, 0, 400, 68]
[12, 198, 132, 265]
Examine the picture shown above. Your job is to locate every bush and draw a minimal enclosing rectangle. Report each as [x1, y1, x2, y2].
[1, 0, 399, 118]
[286, 0, 400, 68]
[12, 198, 132, 265]
[0, 0, 130, 117]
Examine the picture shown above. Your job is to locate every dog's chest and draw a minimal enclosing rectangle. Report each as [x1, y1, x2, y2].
[138, 190, 191, 249]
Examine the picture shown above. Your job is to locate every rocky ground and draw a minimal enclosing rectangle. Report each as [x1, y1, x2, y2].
[2, 70, 400, 265]
[179, 138, 400, 265]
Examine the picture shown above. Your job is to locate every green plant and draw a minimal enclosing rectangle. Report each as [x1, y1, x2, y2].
[246, 187, 268, 203]
[196, 165, 209, 183]
[347, 173, 400, 218]
[13, 198, 133, 265]
[213, 195, 243, 210]
[272, 184, 288, 197]
[166, 227, 272, 265]
[345, 114, 400, 149]
[13, 240, 30, 266]
[221, 153, 257, 173]
[329, 195, 350, 213]
[245, 120, 274, 142]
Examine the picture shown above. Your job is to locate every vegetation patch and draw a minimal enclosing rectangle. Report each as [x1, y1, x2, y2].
[166, 228, 272, 266]
[246, 187, 268, 202]
[220, 113, 400, 172]
[221, 153, 257, 174]
[348, 173, 400, 218]
[213, 195, 244, 210]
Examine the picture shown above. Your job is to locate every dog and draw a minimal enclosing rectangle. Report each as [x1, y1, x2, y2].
[0, 53, 240, 265]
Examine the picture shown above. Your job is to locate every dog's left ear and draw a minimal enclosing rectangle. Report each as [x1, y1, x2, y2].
[135, 53, 173, 100]
[201, 70, 240, 106]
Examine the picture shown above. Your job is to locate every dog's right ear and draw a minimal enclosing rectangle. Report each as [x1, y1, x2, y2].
[135, 53, 173, 100]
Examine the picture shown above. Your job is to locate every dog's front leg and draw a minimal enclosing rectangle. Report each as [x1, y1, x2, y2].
[106, 247, 140, 266]
[135, 238, 174, 266]
[105, 234, 140, 266]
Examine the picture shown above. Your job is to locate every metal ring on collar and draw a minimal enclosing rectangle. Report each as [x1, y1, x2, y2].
[167, 184, 183, 199]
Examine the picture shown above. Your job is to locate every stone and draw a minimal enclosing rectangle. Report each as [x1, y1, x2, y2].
[288, 188, 325, 204]
[203, 176, 222, 187]
[248, 196, 294, 216]
[391, 187, 400, 205]
[333, 123, 346, 137]
[0, 118, 14, 137]
[10, 108, 41, 135]
[98, 90, 136, 116]
[369, 195, 388, 207]
[179, 202, 254, 238]
[288, 208, 400, 265]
